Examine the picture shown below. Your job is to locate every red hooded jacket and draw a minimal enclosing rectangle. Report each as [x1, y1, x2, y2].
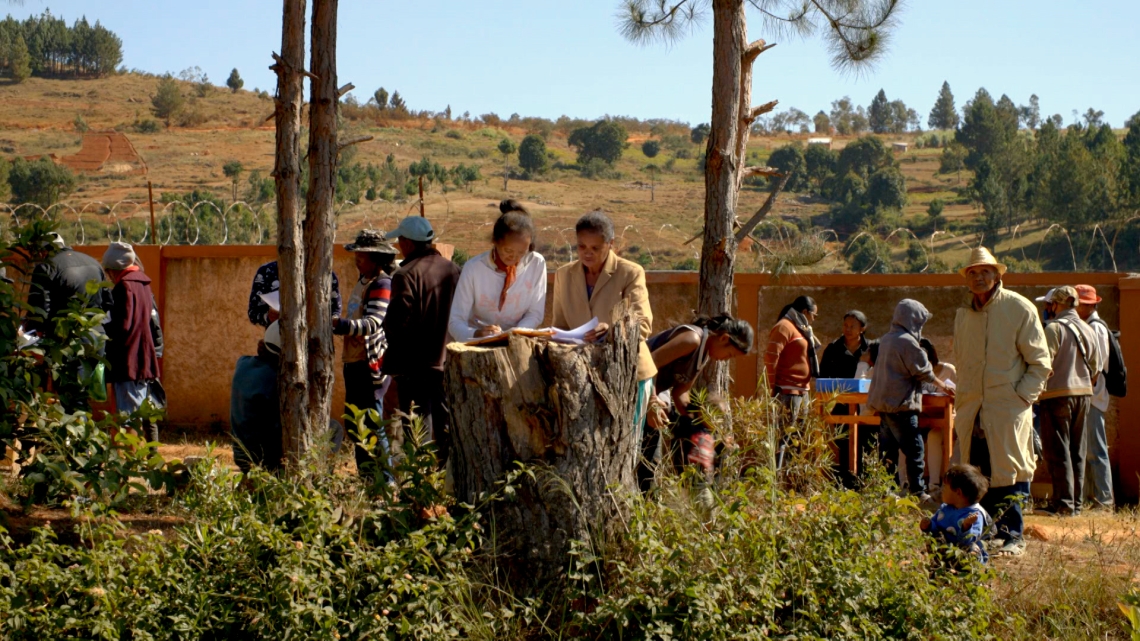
[106, 270, 161, 383]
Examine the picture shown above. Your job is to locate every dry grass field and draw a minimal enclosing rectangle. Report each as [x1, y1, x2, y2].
[0, 72, 1102, 272]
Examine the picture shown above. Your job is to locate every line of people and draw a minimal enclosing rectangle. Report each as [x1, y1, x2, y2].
[232, 202, 757, 486]
[765, 247, 1123, 559]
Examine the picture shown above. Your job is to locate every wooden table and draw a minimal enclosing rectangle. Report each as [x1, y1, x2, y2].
[819, 393, 954, 478]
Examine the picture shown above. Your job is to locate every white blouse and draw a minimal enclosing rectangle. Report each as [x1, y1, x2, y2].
[448, 250, 547, 342]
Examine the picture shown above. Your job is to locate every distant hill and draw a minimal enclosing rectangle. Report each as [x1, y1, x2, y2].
[7, 72, 1110, 273]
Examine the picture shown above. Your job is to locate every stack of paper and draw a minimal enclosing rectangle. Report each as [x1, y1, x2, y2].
[462, 317, 600, 347]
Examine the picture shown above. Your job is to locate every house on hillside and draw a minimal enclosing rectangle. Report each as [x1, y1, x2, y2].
[807, 137, 832, 149]
[892, 142, 909, 153]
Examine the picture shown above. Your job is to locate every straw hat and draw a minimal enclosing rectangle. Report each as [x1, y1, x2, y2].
[958, 246, 1007, 277]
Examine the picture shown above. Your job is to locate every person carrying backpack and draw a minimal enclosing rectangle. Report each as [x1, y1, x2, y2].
[1075, 284, 1125, 510]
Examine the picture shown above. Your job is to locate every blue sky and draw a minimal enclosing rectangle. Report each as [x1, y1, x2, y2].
[12, 1, 1140, 128]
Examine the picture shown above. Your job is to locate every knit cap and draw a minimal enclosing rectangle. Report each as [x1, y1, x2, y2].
[102, 241, 138, 270]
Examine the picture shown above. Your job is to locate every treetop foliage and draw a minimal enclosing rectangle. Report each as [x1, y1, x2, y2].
[0, 10, 123, 79]
[568, 120, 629, 165]
[226, 68, 243, 93]
[617, 0, 901, 74]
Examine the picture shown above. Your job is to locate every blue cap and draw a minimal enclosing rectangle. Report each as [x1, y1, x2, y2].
[385, 216, 435, 243]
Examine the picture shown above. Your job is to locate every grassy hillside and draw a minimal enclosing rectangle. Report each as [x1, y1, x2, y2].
[0, 72, 1093, 272]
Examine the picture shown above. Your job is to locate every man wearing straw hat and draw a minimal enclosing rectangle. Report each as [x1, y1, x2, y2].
[953, 247, 1051, 557]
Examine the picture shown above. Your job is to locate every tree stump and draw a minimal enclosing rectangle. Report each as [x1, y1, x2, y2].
[444, 307, 641, 573]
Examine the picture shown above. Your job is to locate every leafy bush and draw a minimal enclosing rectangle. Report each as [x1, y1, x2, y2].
[8, 158, 78, 207]
[132, 118, 163, 134]
[568, 120, 628, 165]
[151, 74, 183, 122]
[845, 233, 894, 273]
[570, 474, 995, 640]
[767, 144, 809, 192]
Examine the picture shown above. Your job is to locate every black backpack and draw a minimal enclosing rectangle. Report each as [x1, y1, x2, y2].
[1089, 318, 1127, 397]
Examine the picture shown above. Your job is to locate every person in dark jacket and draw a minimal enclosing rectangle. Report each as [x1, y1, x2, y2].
[25, 232, 111, 335]
[247, 261, 340, 327]
[102, 242, 164, 441]
[820, 309, 873, 488]
[868, 299, 953, 502]
[382, 217, 461, 465]
[230, 322, 284, 473]
[23, 233, 112, 407]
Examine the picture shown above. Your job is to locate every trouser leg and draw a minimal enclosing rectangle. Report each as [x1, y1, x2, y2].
[895, 412, 926, 495]
[1083, 404, 1113, 507]
[982, 481, 1029, 542]
[878, 413, 901, 484]
[1039, 397, 1076, 512]
[1069, 396, 1089, 512]
[396, 370, 450, 467]
[343, 362, 388, 478]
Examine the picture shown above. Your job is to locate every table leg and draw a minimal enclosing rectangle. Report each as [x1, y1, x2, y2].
[849, 423, 859, 475]
[942, 408, 954, 484]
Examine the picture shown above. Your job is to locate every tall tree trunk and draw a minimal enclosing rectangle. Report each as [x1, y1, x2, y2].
[273, 0, 309, 464]
[304, 0, 338, 439]
[444, 307, 642, 577]
[697, 0, 748, 395]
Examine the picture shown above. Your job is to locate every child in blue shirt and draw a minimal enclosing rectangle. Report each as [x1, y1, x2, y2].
[921, 464, 990, 563]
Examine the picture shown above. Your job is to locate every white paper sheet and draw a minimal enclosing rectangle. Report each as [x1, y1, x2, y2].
[259, 290, 281, 312]
[16, 328, 40, 349]
[550, 317, 599, 345]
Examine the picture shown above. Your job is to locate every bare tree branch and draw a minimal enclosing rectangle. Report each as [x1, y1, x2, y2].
[336, 83, 355, 98]
[743, 39, 778, 63]
[735, 171, 790, 242]
[746, 99, 779, 123]
[337, 135, 373, 152]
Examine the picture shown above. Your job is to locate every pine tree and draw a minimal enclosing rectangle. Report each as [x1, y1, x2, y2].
[226, 68, 244, 93]
[868, 89, 891, 134]
[928, 81, 959, 131]
[10, 34, 31, 83]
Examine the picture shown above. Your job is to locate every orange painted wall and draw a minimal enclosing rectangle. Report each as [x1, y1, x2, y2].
[70, 245, 1139, 500]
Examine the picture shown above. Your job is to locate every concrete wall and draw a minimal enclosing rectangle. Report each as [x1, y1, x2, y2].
[71, 246, 1140, 501]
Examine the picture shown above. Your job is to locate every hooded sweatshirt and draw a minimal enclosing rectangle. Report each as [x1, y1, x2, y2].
[106, 270, 161, 383]
[867, 299, 938, 414]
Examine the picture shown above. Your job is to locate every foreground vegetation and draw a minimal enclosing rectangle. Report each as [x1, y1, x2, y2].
[2, 170, 1139, 641]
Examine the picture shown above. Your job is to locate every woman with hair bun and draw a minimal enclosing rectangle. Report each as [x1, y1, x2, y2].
[638, 314, 755, 490]
[447, 199, 547, 341]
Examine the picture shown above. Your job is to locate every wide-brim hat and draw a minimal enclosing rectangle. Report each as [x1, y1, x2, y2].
[345, 229, 398, 254]
[1075, 284, 1102, 305]
[958, 246, 1007, 277]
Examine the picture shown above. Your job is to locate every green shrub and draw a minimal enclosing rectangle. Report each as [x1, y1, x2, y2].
[0, 417, 537, 640]
[132, 118, 163, 134]
[569, 475, 995, 640]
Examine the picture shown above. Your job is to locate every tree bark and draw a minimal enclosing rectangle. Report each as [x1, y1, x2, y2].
[444, 306, 641, 575]
[697, 0, 749, 395]
[273, 0, 308, 463]
[303, 0, 338, 441]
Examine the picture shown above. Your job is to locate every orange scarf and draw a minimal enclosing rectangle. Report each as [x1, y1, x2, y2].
[492, 249, 516, 311]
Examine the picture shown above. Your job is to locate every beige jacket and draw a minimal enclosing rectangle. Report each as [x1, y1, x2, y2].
[953, 282, 1052, 487]
[1040, 309, 1101, 401]
[552, 252, 657, 381]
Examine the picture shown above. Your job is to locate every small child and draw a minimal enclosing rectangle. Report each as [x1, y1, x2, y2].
[920, 463, 990, 563]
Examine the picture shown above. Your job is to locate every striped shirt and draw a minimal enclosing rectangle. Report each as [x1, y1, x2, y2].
[335, 274, 391, 385]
